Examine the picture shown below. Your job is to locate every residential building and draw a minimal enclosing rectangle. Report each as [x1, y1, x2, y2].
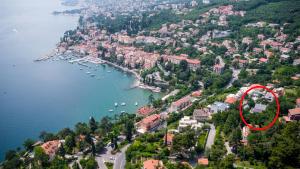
[288, 108, 300, 121]
[225, 94, 238, 104]
[178, 116, 203, 131]
[40, 140, 61, 160]
[251, 104, 267, 113]
[198, 158, 209, 166]
[136, 114, 162, 134]
[296, 98, 300, 108]
[264, 92, 274, 102]
[164, 133, 174, 146]
[208, 102, 229, 113]
[162, 55, 201, 71]
[193, 108, 210, 122]
[137, 106, 156, 116]
[241, 126, 250, 145]
[143, 159, 164, 169]
[170, 95, 192, 112]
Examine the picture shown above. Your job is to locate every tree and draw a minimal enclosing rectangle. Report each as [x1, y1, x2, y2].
[39, 131, 57, 142]
[89, 117, 97, 133]
[34, 146, 49, 166]
[95, 140, 105, 153]
[58, 144, 66, 158]
[64, 135, 75, 153]
[23, 138, 35, 151]
[220, 154, 235, 169]
[125, 120, 134, 142]
[80, 157, 98, 169]
[148, 94, 155, 104]
[179, 60, 188, 71]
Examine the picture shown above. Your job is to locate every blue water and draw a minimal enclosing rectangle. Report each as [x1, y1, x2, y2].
[0, 0, 160, 160]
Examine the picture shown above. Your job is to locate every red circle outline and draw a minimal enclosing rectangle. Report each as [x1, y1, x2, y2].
[239, 85, 280, 131]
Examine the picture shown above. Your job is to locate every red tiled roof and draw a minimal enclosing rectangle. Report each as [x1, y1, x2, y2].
[225, 97, 237, 104]
[289, 108, 300, 115]
[165, 133, 174, 144]
[198, 158, 209, 165]
[141, 114, 161, 125]
[143, 159, 163, 169]
[138, 106, 155, 116]
[173, 96, 191, 107]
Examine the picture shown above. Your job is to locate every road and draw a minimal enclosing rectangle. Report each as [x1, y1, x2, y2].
[96, 144, 130, 169]
[205, 124, 216, 150]
[226, 67, 240, 89]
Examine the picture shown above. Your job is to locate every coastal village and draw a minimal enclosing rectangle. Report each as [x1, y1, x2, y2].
[2, 0, 300, 169]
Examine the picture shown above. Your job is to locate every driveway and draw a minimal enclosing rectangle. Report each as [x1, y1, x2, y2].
[205, 124, 216, 150]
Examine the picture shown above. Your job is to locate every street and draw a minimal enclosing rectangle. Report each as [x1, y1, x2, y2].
[205, 124, 216, 150]
[96, 144, 130, 169]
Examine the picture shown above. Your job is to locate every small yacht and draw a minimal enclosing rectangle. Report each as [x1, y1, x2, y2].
[108, 109, 114, 112]
[107, 70, 111, 73]
[79, 68, 83, 70]
[121, 102, 126, 106]
[86, 71, 91, 74]
[114, 103, 118, 107]
[121, 111, 125, 113]
[135, 102, 138, 106]
[90, 74, 96, 77]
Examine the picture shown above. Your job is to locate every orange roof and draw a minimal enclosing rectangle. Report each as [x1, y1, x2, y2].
[141, 114, 161, 125]
[172, 96, 191, 107]
[138, 106, 155, 116]
[191, 91, 202, 97]
[288, 108, 300, 115]
[41, 140, 60, 156]
[296, 98, 300, 105]
[143, 159, 163, 169]
[198, 158, 209, 165]
[165, 133, 174, 143]
[225, 97, 237, 104]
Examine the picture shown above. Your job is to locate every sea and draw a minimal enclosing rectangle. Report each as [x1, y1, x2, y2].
[0, 0, 160, 160]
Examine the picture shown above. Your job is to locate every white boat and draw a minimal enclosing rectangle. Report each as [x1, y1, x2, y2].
[135, 102, 138, 106]
[121, 102, 126, 106]
[79, 68, 83, 70]
[114, 103, 118, 107]
[108, 109, 114, 112]
[121, 111, 125, 113]
[86, 71, 91, 74]
[107, 71, 111, 73]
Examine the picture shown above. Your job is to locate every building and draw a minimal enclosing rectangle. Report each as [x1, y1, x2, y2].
[164, 133, 174, 146]
[137, 106, 156, 116]
[143, 159, 164, 169]
[208, 102, 229, 113]
[264, 92, 274, 102]
[136, 114, 162, 134]
[287, 108, 300, 121]
[241, 126, 250, 145]
[178, 116, 203, 131]
[225, 94, 238, 104]
[193, 108, 210, 122]
[297, 98, 300, 108]
[251, 104, 267, 113]
[40, 140, 61, 160]
[213, 64, 225, 74]
[198, 158, 209, 166]
[170, 95, 192, 112]
[162, 55, 201, 71]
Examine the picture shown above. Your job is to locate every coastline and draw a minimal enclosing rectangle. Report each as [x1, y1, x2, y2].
[34, 53, 161, 93]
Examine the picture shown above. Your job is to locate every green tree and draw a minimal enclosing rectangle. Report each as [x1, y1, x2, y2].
[125, 120, 134, 142]
[89, 117, 97, 133]
[23, 138, 35, 151]
[34, 146, 49, 167]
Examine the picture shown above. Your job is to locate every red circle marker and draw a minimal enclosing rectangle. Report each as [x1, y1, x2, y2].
[239, 85, 280, 131]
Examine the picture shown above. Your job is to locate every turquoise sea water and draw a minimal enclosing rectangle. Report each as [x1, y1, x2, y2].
[0, 0, 160, 160]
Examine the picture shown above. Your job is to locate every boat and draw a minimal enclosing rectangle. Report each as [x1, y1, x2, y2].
[86, 71, 91, 74]
[108, 109, 114, 112]
[79, 68, 83, 70]
[114, 103, 118, 107]
[90, 74, 96, 77]
[121, 111, 125, 113]
[121, 102, 126, 106]
[135, 102, 138, 106]
[107, 70, 111, 73]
